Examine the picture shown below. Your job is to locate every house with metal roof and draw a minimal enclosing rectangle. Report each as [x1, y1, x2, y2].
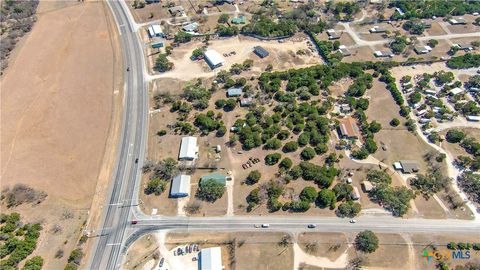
[170, 175, 191, 197]
[240, 97, 253, 107]
[449, 18, 467, 25]
[414, 45, 432, 55]
[204, 49, 225, 69]
[168, 6, 185, 15]
[337, 117, 361, 139]
[200, 247, 223, 270]
[398, 160, 419, 174]
[369, 26, 387, 33]
[182, 22, 199, 32]
[374, 50, 393, 58]
[178, 136, 198, 161]
[351, 186, 360, 200]
[326, 29, 340, 40]
[253, 46, 269, 58]
[200, 173, 227, 186]
[147, 24, 164, 38]
[338, 45, 351, 56]
[227, 87, 242, 97]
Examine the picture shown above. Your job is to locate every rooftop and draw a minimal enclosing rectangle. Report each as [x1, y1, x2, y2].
[200, 247, 222, 270]
[338, 117, 360, 139]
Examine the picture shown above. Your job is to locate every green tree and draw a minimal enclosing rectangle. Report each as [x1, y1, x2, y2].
[279, 157, 293, 171]
[197, 179, 225, 202]
[22, 256, 43, 270]
[68, 248, 84, 265]
[265, 138, 282, 150]
[364, 138, 378, 154]
[337, 201, 361, 218]
[355, 230, 379, 253]
[174, 32, 193, 43]
[218, 13, 229, 24]
[301, 147, 316, 160]
[333, 183, 353, 201]
[246, 170, 261, 185]
[144, 178, 167, 195]
[446, 129, 466, 143]
[265, 153, 282, 165]
[300, 187, 317, 203]
[316, 189, 336, 209]
[367, 170, 392, 185]
[390, 118, 400, 127]
[154, 54, 173, 72]
[283, 141, 299, 153]
[368, 121, 382, 133]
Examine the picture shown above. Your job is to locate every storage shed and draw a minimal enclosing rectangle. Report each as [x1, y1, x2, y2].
[178, 136, 198, 160]
[170, 175, 191, 197]
[227, 87, 242, 97]
[204, 49, 225, 69]
[253, 46, 269, 58]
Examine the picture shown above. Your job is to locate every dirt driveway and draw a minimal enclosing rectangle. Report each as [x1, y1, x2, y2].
[1, 0, 120, 268]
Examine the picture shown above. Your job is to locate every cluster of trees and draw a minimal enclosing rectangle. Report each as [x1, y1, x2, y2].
[217, 25, 239, 37]
[241, 15, 297, 37]
[143, 158, 178, 196]
[455, 100, 480, 116]
[457, 173, 480, 204]
[0, 213, 42, 269]
[446, 54, 480, 69]
[389, 1, 480, 20]
[367, 170, 414, 216]
[410, 172, 449, 199]
[402, 20, 426, 35]
[283, 4, 326, 33]
[197, 179, 225, 202]
[307, 33, 343, 64]
[389, 36, 409, 55]
[194, 111, 226, 137]
[446, 129, 480, 171]
[330, 1, 359, 21]
[174, 31, 193, 43]
[154, 54, 173, 72]
[182, 82, 213, 110]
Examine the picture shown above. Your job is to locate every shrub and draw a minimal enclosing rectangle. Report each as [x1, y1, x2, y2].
[337, 201, 361, 218]
[446, 129, 466, 143]
[282, 141, 299, 153]
[279, 158, 293, 171]
[299, 187, 317, 203]
[68, 248, 83, 265]
[265, 153, 282, 165]
[197, 179, 225, 202]
[390, 118, 400, 127]
[144, 178, 167, 195]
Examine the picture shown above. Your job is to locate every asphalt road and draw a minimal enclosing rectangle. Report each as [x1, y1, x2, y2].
[87, 1, 147, 269]
[89, 1, 480, 269]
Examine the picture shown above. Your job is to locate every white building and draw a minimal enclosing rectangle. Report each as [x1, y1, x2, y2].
[449, 87, 463, 96]
[147, 24, 163, 38]
[200, 247, 223, 270]
[170, 175, 191, 197]
[178, 136, 198, 160]
[204, 49, 225, 69]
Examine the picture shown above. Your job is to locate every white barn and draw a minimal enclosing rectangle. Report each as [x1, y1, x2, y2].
[200, 247, 222, 270]
[204, 49, 225, 69]
[178, 136, 198, 160]
[170, 175, 190, 197]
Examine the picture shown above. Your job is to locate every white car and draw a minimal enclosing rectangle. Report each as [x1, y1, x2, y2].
[261, 224, 270, 228]
[349, 219, 357, 223]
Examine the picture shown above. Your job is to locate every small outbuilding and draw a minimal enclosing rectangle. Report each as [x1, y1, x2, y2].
[231, 16, 246, 24]
[466, 115, 480, 122]
[414, 45, 432, 55]
[204, 49, 225, 69]
[449, 87, 463, 96]
[338, 45, 351, 56]
[369, 26, 387, 33]
[200, 247, 223, 270]
[227, 87, 243, 97]
[240, 97, 254, 107]
[170, 175, 191, 197]
[449, 18, 467, 25]
[178, 136, 199, 161]
[253, 46, 269, 58]
[361, 181, 374, 192]
[182, 22, 199, 32]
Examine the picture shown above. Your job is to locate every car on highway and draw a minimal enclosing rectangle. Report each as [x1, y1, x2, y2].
[307, 224, 317, 228]
[261, 224, 270, 228]
[349, 219, 357, 223]
[131, 220, 138, 225]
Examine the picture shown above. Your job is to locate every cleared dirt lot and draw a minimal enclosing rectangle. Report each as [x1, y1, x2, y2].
[1, 0, 119, 268]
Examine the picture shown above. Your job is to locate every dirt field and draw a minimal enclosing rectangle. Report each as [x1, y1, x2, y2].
[146, 34, 323, 80]
[1, 0, 119, 268]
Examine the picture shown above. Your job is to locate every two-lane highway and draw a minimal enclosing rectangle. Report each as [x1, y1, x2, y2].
[88, 1, 147, 269]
